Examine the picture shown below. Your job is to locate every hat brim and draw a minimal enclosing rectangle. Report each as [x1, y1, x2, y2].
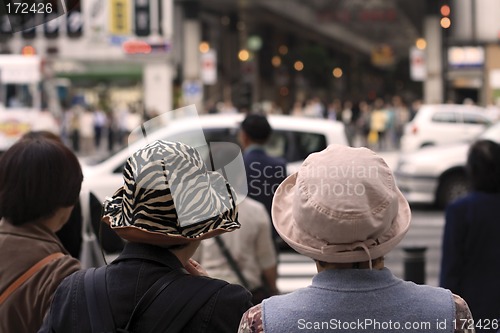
[272, 172, 411, 263]
[102, 216, 229, 246]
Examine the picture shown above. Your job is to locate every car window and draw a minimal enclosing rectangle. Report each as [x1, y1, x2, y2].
[202, 127, 327, 163]
[112, 128, 328, 173]
[203, 128, 239, 145]
[462, 113, 491, 125]
[273, 131, 327, 162]
[431, 112, 457, 123]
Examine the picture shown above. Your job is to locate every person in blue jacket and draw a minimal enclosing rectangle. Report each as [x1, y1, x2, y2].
[239, 114, 287, 248]
[440, 139, 500, 332]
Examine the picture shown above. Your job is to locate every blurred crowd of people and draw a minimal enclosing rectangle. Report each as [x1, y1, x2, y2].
[60, 103, 146, 156]
[206, 95, 422, 152]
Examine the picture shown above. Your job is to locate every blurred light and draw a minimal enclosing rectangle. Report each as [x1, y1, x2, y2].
[416, 38, 427, 50]
[272, 56, 281, 67]
[279, 45, 288, 55]
[294, 61, 304, 71]
[238, 49, 250, 62]
[22, 45, 36, 56]
[332, 67, 343, 78]
[440, 5, 451, 17]
[280, 87, 289, 96]
[247, 35, 263, 51]
[199, 41, 210, 53]
[440, 17, 451, 29]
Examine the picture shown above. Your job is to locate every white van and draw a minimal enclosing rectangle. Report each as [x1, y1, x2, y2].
[400, 104, 492, 152]
[0, 55, 60, 151]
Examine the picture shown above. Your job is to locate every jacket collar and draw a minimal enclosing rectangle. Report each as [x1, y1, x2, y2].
[244, 144, 266, 155]
[0, 218, 62, 246]
[112, 242, 184, 270]
[311, 267, 402, 291]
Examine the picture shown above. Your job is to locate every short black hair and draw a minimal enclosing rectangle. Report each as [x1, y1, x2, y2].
[466, 140, 500, 193]
[0, 137, 83, 225]
[241, 114, 272, 144]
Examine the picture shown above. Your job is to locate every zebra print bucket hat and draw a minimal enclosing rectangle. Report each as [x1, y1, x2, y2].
[102, 140, 240, 246]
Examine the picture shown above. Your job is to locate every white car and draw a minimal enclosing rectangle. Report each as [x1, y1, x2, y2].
[400, 104, 492, 152]
[82, 113, 348, 203]
[395, 121, 500, 208]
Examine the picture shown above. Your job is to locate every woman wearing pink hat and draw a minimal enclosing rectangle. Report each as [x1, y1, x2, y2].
[239, 144, 474, 333]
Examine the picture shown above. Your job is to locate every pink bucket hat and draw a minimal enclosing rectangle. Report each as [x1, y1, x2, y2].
[272, 144, 411, 263]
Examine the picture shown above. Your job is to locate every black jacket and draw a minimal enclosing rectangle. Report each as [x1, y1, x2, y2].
[39, 242, 252, 333]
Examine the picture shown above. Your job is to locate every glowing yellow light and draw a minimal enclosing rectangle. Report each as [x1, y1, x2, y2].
[440, 5, 451, 16]
[238, 49, 250, 62]
[272, 56, 281, 67]
[279, 45, 288, 55]
[199, 42, 210, 53]
[22, 45, 36, 56]
[416, 38, 427, 50]
[294, 61, 304, 71]
[440, 17, 451, 29]
[332, 67, 343, 78]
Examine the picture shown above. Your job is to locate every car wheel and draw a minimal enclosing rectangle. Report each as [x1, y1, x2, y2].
[436, 172, 468, 208]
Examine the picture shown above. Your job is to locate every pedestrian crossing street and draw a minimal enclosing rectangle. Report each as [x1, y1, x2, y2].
[277, 209, 445, 294]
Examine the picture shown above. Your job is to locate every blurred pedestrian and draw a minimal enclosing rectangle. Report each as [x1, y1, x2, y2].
[0, 135, 82, 333]
[393, 95, 410, 149]
[93, 106, 107, 149]
[369, 98, 389, 151]
[40, 140, 252, 333]
[196, 145, 279, 304]
[239, 114, 287, 249]
[440, 139, 500, 332]
[79, 107, 95, 156]
[239, 145, 474, 333]
[355, 100, 371, 147]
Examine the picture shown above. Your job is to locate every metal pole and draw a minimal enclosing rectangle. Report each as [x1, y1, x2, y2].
[403, 246, 427, 284]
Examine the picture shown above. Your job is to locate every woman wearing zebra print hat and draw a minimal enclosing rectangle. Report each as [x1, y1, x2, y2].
[40, 140, 252, 333]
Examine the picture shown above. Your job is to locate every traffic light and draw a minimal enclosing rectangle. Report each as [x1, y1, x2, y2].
[440, 3, 451, 29]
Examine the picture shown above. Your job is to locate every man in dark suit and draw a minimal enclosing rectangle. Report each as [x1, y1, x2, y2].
[239, 114, 287, 249]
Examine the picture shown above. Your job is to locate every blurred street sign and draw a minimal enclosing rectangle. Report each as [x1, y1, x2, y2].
[371, 44, 395, 68]
[134, 0, 150, 36]
[88, 0, 107, 43]
[109, 0, 131, 35]
[200, 49, 217, 85]
[410, 46, 426, 81]
[66, 2, 83, 38]
[182, 80, 203, 105]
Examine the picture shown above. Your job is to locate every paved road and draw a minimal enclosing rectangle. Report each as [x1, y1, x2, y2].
[276, 151, 447, 294]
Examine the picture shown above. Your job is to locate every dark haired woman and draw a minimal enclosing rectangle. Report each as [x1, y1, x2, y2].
[440, 139, 500, 333]
[0, 136, 83, 333]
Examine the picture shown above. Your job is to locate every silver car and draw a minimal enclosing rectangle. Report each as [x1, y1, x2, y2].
[395, 121, 500, 208]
